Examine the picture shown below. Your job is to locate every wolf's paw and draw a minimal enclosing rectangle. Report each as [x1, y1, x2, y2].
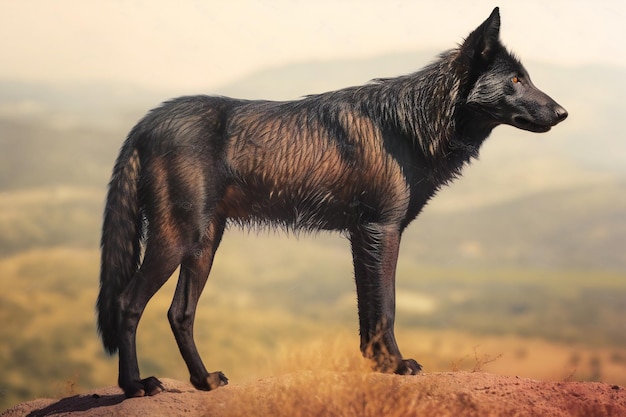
[191, 371, 229, 391]
[395, 359, 423, 375]
[122, 376, 165, 398]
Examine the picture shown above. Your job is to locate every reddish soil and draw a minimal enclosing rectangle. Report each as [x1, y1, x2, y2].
[2, 372, 625, 417]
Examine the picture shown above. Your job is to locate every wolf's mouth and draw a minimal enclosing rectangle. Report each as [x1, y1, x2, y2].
[511, 116, 552, 133]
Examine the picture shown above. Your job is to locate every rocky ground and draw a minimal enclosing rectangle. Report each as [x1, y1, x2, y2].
[3, 372, 625, 417]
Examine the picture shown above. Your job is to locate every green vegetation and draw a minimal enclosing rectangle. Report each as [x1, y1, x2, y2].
[0, 187, 103, 256]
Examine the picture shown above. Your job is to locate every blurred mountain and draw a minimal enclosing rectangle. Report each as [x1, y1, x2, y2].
[0, 52, 625, 269]
[0, 80, 166, 129]
[0, 118, 115, 190]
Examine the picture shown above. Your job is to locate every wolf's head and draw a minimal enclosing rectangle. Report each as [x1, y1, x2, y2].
[461, 7, 567, 133]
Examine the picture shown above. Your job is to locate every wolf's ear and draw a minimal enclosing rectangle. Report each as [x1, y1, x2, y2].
[461, 7, 501, 62]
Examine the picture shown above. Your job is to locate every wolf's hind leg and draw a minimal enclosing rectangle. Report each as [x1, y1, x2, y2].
[117, 247, 182, 397]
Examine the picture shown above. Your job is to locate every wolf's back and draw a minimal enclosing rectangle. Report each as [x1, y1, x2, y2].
[97, 130, 143, 355]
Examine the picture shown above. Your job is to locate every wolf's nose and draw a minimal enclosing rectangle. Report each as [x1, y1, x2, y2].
[555, 105, 568, 123]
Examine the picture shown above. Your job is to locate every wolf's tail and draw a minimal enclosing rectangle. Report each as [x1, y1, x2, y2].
[97, 129, 143, 355]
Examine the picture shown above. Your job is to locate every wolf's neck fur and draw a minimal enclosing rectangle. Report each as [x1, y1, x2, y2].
[363, 50, 494, 181]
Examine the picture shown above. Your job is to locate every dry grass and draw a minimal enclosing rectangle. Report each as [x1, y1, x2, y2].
[224, 372, 453, 417]
[207, 338, 625, 417]
[218, 336, 494, 417]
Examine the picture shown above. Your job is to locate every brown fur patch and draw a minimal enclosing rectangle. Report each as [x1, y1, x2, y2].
[222, 104, 409, 225]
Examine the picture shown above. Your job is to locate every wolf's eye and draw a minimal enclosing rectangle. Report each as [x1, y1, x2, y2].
[512, 76, 520, 84]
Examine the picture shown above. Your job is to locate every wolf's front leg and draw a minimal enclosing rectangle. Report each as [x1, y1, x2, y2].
[349, 223, 422, 375]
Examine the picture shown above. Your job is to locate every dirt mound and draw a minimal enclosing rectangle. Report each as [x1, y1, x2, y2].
[2, 372, 625, 417]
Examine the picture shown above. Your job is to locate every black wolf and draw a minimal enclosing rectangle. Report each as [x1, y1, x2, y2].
[97, 7, 567, 397]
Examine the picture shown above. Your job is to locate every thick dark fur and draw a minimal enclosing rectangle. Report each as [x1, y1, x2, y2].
[97, 8, 567, 398]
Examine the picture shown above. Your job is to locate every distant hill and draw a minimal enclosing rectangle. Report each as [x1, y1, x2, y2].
[0, 118, 117, 191]
[406, 181, 626, 271]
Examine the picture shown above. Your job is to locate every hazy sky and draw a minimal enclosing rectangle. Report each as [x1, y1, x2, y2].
[1, 0, 624, 91]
